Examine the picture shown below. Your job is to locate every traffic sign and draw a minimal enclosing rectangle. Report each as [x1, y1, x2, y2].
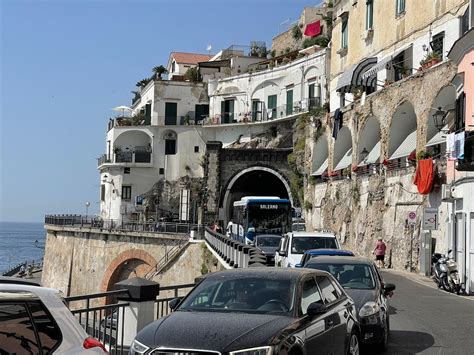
[423, 208, 438, 230]
[407, 211, 417, 225]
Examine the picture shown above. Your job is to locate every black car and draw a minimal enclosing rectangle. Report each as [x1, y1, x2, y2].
[131, 268, 361, 355]
[305, 256, 396, 351]
[254, 234, 282, 266]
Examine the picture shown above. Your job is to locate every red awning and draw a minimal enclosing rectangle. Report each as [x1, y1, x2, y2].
[304, 20, 322, 37]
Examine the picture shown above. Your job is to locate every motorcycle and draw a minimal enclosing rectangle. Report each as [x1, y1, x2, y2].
[431, 250, 464, 294]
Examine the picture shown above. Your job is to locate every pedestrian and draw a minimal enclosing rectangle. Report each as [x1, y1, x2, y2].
[373, 238, 387, 268]
[19, 265, 26, 277]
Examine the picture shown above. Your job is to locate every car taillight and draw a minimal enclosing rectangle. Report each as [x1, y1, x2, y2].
[83, 337, 109, 354]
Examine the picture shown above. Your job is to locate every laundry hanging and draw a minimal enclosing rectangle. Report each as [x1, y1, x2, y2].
[413, 158, 435, 194]
[304, 20, 322, 37]
[332, 109, 343, 139]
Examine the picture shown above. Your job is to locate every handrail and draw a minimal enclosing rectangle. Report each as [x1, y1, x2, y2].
[145, 241, 190, 279]
[65, 289, 129, 303]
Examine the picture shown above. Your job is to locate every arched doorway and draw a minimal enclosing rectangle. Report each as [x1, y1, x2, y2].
[222, 167, 292, 224]
[388, 101, 417, 167]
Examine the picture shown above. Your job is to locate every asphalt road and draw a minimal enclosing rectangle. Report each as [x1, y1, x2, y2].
[366, 270, 474, 355]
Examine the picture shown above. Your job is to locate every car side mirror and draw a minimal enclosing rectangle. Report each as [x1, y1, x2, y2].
[383, 283, 396, 294]
[169, 297, 182, 311]
[307, 302, 326, 317]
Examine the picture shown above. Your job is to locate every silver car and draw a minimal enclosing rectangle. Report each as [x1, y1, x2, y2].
[0, 280, 106, 354]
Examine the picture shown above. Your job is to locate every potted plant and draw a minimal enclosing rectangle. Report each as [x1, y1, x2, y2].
[351, 86, 363, 100]
[383, 79, 393, 88]
[184, 114, 191, 125]
[420, 51, 441, 69]
[152, 65, 168, 80]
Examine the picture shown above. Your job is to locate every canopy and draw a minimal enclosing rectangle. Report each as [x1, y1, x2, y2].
[426, 125, 448, 147]
[312, 158, 328, 176]
[358, 141, 381, 166]
[334, 148, 353, 170]
[362, 44, 413, 80]
[390, 131, 417, 159]
[336, 57, 377, 93]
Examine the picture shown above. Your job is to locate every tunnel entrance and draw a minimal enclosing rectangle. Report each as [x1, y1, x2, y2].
[222, 167, 291, 224]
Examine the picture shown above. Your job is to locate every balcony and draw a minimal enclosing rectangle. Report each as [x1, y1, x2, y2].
[97, 148, 153, 168]
[205, 97, 321, 126]
[107, 115, 151, 132]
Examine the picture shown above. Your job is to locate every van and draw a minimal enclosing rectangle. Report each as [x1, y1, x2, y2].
[274, 231, 340, 267]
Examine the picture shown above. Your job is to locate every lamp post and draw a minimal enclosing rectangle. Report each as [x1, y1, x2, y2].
[85, 201, 91, 220]
[432, 107, 447, 132]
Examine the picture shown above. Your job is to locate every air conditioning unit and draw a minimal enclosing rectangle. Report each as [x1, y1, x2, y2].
[441, 184, 454, 201]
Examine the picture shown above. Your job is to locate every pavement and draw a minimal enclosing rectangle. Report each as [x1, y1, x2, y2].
[363, 269, 474, 354]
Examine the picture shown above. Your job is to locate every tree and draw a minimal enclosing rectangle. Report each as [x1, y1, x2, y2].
[152, 65, 168, 79]
[184, 67, 202, 82]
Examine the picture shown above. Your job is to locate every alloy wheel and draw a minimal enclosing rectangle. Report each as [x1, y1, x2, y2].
[348, 333, 360, 355]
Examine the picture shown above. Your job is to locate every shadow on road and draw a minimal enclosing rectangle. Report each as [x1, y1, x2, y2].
[388, 305, 397, 315]
[386, 330, 434, 354]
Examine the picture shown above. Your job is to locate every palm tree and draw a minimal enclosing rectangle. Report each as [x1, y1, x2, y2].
[152, 65, 168, 79]
[136, 79, 149, 88]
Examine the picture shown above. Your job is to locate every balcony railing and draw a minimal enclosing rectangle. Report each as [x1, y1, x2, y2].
[97, 150, 152, 167]
[205, 97, 321, 126]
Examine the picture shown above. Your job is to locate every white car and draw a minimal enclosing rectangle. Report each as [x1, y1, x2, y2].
[274, 231, 341, 267]
[0, 279, 106, 354]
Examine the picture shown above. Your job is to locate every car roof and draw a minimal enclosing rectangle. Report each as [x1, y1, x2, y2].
[304, 249, 354, 256]
[0, 276, 40, 286]
[0, 283, 60, 300]
[201, 267, 330, 281]
[306, 255, 373, 265]
[290, 231, 336, 237]
[255, 234, 281, 238]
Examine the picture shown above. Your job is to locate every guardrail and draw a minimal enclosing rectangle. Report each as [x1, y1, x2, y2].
[204, 228, 268, 268]
[44, 215, 203, 236]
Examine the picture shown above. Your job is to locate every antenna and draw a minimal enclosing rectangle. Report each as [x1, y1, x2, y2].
[206, 44, 212, 55]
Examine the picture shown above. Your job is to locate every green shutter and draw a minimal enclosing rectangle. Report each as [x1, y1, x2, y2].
[286, 90, 293, 115]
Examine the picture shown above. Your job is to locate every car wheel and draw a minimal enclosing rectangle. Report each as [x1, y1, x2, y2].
[377, 317, 389, 352]
[346, 332, 360, 355]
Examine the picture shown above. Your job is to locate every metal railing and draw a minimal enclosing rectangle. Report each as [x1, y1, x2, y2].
[2, 258, 44, 277]
[97, 150, 152, 167]
[145, 240, 190, 280]
[204, 98, 321, 126]
[204, 228, 268, 268]
[155, 283, 195, 319]
[65, 289, 130, 355]
[44, 215, 203, 235]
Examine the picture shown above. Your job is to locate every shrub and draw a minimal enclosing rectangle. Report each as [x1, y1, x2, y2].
[304, 200, 313, 210]
[292, 25, 303, 40]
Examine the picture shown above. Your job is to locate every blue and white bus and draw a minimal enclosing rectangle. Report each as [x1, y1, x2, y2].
[229, 196, 292, 244]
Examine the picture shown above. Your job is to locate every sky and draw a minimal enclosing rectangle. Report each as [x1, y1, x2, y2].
[0, 0, 321, 222]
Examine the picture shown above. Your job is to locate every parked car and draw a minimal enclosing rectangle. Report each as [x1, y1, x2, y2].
[130, 268, 361, 355]
[296, 249, 355, 267]
[253, 234, 282, 266]
[305, 256, 396, 351]
[0, 279, 107, 354]
[275, 231, 341, 268]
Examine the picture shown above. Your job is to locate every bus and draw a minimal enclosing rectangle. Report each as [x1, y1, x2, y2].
[229, 196, 292, 244]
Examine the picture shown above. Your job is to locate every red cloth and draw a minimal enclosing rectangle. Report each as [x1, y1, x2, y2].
[374, 241, 386, 256]
[304, 20, 321, 37]
[413, 158, 435, 194]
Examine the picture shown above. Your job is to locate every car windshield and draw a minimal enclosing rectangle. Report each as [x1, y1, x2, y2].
[291, 237, 337, 254]
[256, 236, 281, 247]
[178, 277, 296, 314]
[307, 263, 376, 289]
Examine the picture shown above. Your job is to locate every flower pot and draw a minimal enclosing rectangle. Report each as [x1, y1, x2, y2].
[430, 58, 441, 66]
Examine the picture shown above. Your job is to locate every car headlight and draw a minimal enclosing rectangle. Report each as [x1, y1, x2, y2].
[129, 339, 149, 355]
[229, 346, 273, 355]
[358, 301, 380, 318]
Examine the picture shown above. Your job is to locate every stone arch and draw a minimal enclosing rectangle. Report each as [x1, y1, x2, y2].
[250, 80, 280, 99]
[100, 249, 157, 297]
[222, 166, 293, 224]
[114, 130, 153, 151]
[312, 135, 329, 175]
[357, 116, 381, 165]
[303, 65, 320, 78]
[115, 128, 153, 141]
[426, 85, 456, 144]
[333, 126, 353, 171]
[387, 101, 417, 160]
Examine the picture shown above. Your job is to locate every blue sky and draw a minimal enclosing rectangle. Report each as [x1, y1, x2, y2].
[0, 0, 320, 222]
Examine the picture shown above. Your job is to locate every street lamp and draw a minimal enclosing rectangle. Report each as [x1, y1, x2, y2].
[85, 201, 91, 220]
[432, 107, 447, 132]
[360, 147, 369, 164]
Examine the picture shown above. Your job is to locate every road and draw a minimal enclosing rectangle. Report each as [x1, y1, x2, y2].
[370, 270, 474, 355]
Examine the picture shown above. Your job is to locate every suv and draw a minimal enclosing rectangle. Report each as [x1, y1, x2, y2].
[275, 231, 341, 268]
[0, 279, 106, 354]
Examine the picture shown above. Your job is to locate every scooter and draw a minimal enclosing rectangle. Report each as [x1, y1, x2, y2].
[431, 250, 464, 294]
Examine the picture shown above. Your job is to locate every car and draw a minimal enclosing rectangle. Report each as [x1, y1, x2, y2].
[296, 249, 355, 267]
[275, 231, 341, 268]
[0, 280, 107, 354]
[130, 268, 361, 355]
[253, 234, 282, 266]
[305, 256, 396, 351]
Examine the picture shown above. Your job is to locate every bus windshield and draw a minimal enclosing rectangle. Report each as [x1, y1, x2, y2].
[247, 204, 290, 234]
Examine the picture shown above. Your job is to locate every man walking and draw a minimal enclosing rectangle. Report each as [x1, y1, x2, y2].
[374, 238, 387, 268]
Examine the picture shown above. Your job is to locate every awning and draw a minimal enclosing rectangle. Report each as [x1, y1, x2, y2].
[390, 131, 417, 159]
[334, 148, 353, 170]
[426, 126, 448, 147]
[312, 158, 328, 176]
[362, 43, 413, 80]
[358, 141, 381, 166]
[304, 20, 322, 37]
[336, 57, 377, 93]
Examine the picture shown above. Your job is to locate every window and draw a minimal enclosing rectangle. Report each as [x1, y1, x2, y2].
[159, 168, 165, 175]
[171, 61, 176, 73]
[0, 303, 40, 353]
[267, 95, 277, 119]
[28, 301, 61, 352]
[341, 17, 348, 49]
[122, 186, 132, 200]
[430, 32, 444, 59]
[366, 0, 374, 30]
[165, 139, 177, 155]
[100, 184, 105, 201]
[455, 93, 466, 132]
[286, 89, 293, 115]
[124, 167, 130, 174]
[194, 146, 199, 153]
[300, 278, 323, 315]
[396, 0, 405, 16]
[393, 52, 405, 82]
[317, 276, 340, 304]
[461, 7, 470, 34]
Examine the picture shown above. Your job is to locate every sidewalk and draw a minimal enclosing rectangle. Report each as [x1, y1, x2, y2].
[382, 267, 473, 300]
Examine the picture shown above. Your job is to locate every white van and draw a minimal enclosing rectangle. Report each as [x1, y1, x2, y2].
[274, 231, 340, 267]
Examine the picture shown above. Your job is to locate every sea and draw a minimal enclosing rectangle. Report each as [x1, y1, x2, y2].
[0, 222, 46, 275]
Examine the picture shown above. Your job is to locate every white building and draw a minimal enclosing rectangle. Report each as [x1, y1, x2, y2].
[166, 52, 213, 80]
